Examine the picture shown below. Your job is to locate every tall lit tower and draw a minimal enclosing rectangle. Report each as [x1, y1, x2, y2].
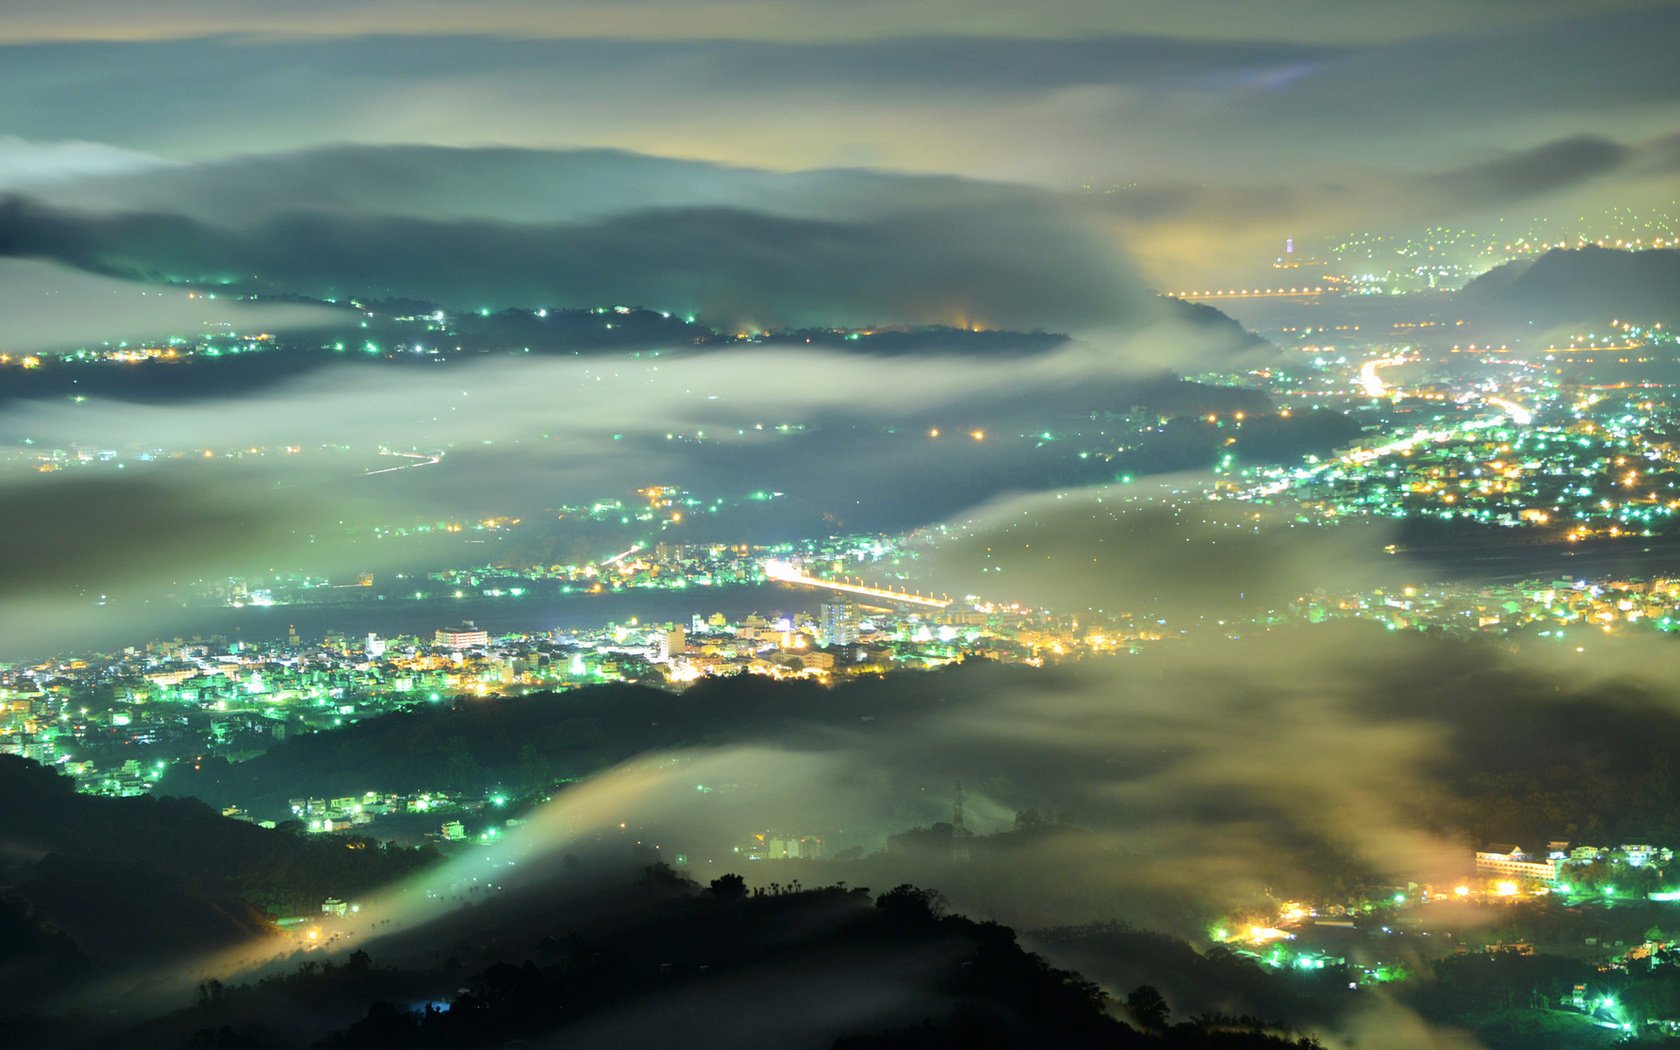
[1273, 237, 1323, 271]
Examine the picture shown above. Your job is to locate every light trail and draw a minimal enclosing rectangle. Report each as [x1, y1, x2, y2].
[362, 449, 442, 476]
[600, 543, 645, 567]
[1485, 396, 1533, 425]
[764, 559, 951, 608]
[1358, 355, 1409, 398]
[1232, 415, 1510, 502]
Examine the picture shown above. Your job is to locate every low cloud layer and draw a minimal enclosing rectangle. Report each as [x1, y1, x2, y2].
[0, 135, 170, 192]
[0, 0, 1652, 46]
[0, 195, 1142, 331]
[0, 10, 1670, 192]
[918, 482, 1398, 621]
[158, 618, 1680, 1044]
[12, 133, 1674, 306]
[1104, 131, 1680, 285]
[0, 258, 341, 354]
[0, 326, 1259, 657]
[0, 144, 1161, 330]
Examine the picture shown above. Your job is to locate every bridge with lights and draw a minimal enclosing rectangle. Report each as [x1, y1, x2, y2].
[763, 560, 952, 609]
[1162, 287, 1329, 301]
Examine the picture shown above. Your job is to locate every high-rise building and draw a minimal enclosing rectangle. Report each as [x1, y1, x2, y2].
[819, 602, 856, 646]
[648, 627, 687, 664]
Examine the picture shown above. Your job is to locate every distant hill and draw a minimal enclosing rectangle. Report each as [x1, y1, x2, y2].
[180, 632, 1680, 865]
[64, 871, 1323, 1050]
[171, 673, 868, 815]
[1163, 297, 1270, 354]
[1458, 246, 1680, 327]
[0, 756, 436, 968]
[762, 325, 1069, 356]
[0, 312, 1219, 408]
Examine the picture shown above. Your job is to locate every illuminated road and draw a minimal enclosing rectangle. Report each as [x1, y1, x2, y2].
[764, 559, 951, 608]
[1358, 356, 1409, 398]
[1234, 352, 1537, 504]
[1485, 396, 1533, 425]
[600, 543, 645, 567]
[1539, 343, 1643, 354]
[1232, 415, 1511, 502]
[362, 449, 443, 476]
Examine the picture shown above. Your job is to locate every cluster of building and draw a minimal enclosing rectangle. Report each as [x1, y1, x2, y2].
[1318, 213, 1679, 294]
[1287, 576, 1680, 639]
[428, 537, 778, 598]
[1244, 383, 1680, 538]
[284, 789, 501, 834]
[0, 585, 1084, 800]
[1473, 841, 1676, 890]
[177, 528, 905, 610]
[20, 553, 1680, 806]
[1201, 836, 1680, 1008]
[735, 831, 825, 862]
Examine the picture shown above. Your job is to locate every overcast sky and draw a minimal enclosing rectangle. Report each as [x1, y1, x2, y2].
[0, 2, 1672, 291]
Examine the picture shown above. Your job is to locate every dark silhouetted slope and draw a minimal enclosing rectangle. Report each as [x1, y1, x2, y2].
[1459, 246, 1680, 327]
[0, 756, 436, 965]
